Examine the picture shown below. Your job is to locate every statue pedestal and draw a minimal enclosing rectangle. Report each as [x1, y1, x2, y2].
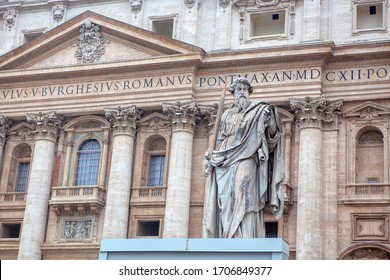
[99, 238, 289, 260]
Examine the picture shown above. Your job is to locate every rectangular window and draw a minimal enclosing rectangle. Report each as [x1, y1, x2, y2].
[137, 221, 160, 237]
[152, 19, 174, 38]
[1, 224, 21, 238]
[356, 3, 384, 31]
[16, 162, 30, 192]
[249, 10, 286, 38]
[148, 155, 165, 186]
[265, 222, 278, 238]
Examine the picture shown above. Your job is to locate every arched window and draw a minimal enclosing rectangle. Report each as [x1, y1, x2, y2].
[355, 127, 384, 183]
[75, 139, 101, 186]
[147, 138, 166, 187]
[8, 144, 32, 192]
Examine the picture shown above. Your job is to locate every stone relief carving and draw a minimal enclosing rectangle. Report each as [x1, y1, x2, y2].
[74, 21, 108, 64]
[26, 111, 64, 141]
[52, 5, 64, 22]
[142, 116, 170, 131]
[63, 220, 92, 239]
[0, 115, 12, 146]
[104, 105, 143, 137]
[130, 0, 143, 13]
[149, 138, 166, 151]
[3, 9, 17, 30]
[290, 96, 343, 129]
[81, 121, 101, 129]
[255, 0, 280, 7]
[219, 0, 231, 8]
[347, 248, 390, 260]
[162, 100, 200, 132]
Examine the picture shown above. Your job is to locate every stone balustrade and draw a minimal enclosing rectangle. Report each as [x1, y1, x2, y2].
[131, 186, 167, 199]
[0, 192, 27, 203]
[49, 186, 106, 216]
[339, 183, 390, 204]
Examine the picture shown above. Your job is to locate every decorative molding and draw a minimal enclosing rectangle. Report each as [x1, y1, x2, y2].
[290, 97, 343, 129]
[74, 21, 108, 64]
[149, 138, 167, 151]
[359, 131, 383, 144]
[130, 0, 143, 14]
[104, 105, 143, 137]
[162, 100, 200, 133]
[81, 121, 101, 129]
[3, 9, 17, 31]
[0, 115, 12, 146]
[52, 4, 65, 22]
[184, 0, 196, 9]
[352, 213, 389, 241]
[26, 111, 64, 141]
[219, 0, 231, 8]
[198, 103, 218, 131]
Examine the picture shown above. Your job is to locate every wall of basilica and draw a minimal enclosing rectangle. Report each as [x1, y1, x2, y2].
[0, 1, 389, 260]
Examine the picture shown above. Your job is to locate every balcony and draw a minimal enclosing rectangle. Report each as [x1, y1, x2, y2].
[130, 186, 167, 206]
[338, 183, 390, 205]
[0, 192, 27, 210]
[49, 186, 106, 216]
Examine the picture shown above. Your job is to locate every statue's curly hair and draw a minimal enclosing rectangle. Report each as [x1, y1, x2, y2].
[228, 77, 253, 95]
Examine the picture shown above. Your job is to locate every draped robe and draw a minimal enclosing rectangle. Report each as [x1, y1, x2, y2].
[203, 101, 284, 238]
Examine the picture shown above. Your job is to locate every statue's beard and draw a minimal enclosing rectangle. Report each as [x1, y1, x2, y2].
[236, 96, 249, 112]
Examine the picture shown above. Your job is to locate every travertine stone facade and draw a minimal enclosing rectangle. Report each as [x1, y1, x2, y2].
[0, 1, 389, 260]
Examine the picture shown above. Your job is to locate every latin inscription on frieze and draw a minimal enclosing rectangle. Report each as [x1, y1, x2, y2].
[1, 66, 389, 102]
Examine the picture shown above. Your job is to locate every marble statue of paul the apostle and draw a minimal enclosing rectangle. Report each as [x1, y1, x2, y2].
[203, 77, 284, 238]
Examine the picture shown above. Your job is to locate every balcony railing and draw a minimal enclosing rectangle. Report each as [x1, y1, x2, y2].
[50, 186, 106, 215]
[339, 183, 390, 204]
[131, 186, 167, 204]
[0, 192, 27, 203]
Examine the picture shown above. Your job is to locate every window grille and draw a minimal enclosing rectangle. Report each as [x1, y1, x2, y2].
[16, 162, 30, 192]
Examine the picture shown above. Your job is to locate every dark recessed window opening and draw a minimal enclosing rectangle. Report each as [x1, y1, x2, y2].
[2, 224, 21, 238]
[272, 14, 279, 20]
[137, 221, 160, 236]
[369, 6, 377, 15]
[265, 222, 278, 238]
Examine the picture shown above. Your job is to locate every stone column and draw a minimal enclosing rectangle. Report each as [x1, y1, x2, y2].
[162, 100, 199, 238]
[18, 111, 63, 260]
[290, 97, 342, 260]
[102, 105, 142, 239]
[0, 115, 12, 174]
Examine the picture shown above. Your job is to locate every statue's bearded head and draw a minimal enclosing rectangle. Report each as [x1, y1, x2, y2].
[232, 82, 251, 111]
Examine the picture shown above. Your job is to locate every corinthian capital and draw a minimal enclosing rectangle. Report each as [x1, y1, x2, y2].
[104, 105, 143, 137]
[198, 103, 218, 132]
[162, 100, 200, 132]
[0, 115, 13, 146]
[26, 111, 64, 141]
[290, 97, 343, 129]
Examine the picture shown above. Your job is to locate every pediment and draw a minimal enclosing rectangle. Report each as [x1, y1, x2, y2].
[8, 122, 35, 140]
[139, 112, 170, 131]
[344, 101, 390, 118]
[0, 11, 204, 71]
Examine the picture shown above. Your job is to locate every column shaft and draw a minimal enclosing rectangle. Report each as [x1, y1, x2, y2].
[102, 135, 134, 238]
[163, 130, 194, 238]
[18, 111, 63, 260]
[296, 128, 323, 259]
[102, 105, 142, 239]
